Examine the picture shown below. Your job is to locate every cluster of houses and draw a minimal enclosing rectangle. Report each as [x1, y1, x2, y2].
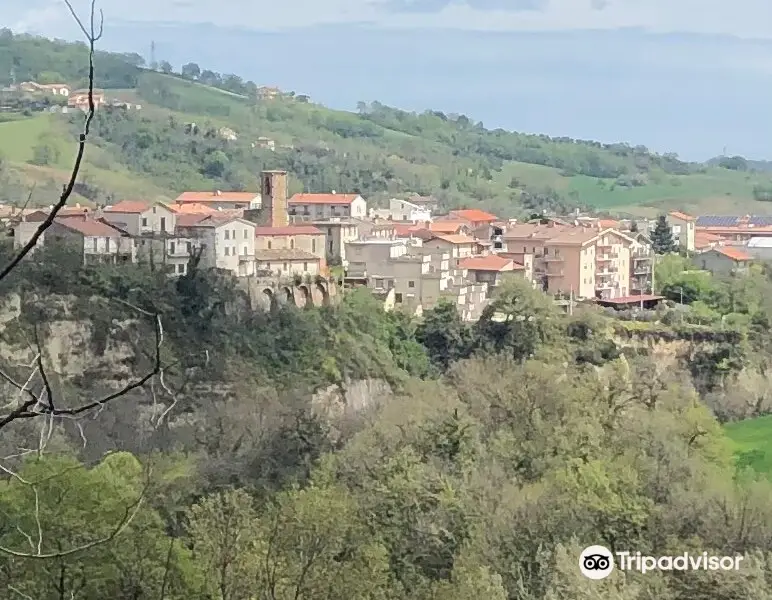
[13, 171, 666, 319]
[665, 211, 772, 275]
[2, 81, 141, 112]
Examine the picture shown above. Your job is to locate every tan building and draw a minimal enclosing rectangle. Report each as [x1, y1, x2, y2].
[288, 192, 367, 220]
[421, 234, 479, 267]
[502, 224, 635, 299]
[103, 200, 193, 275]
[344, 238, 488, 321]
[254, 225, 326, 271]
[177, 215, 257, 277]
[667, 211, 696, 252]
[42, 217, 135, 264]
[459, 255, 525, 288]
[254, 249, 322, 277]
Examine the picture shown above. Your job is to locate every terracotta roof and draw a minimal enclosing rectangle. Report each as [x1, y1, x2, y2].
[175, 192, 258, 203]
[176, 214, 246, 228]
[167, 202, 217, 215]
[255, 249, 320, 260]
[448, 209, 498, 223]
[669, 211, 695, 222]
[411, 220, 469, 234]
[393, 223, 417, 236]
[25, 207, 91, 222]
[546, 229, 601, 245]
[55, 217, 124, 237]
[695, 231, 722, 250]
[289, 193, 360, 205]
[106, 200, 151, 214]
[428, 234, 477, 245]
[458, 255, 519, 271]
[599, 219, 620, 229]
[254, 226, 323, 236]
[712, 246, 753, 261]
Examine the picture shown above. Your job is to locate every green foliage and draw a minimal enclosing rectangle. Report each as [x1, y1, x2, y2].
[650, 214, 677, 254]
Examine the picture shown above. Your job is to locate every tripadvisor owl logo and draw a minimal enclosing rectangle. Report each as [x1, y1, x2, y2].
[579, 545, 745, 579]
[580, 545, 615, 580]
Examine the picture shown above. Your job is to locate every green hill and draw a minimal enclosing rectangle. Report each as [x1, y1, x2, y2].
[3, 30, 772, 216]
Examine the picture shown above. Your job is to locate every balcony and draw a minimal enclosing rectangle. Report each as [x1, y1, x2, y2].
[633, 267, 650, 275]
[596, 253, 618, 262]
[542, 255, 564, 262]
[545, 270, 564, 277]
[596, 268, 618, 276]
[633, 253, 652, 261]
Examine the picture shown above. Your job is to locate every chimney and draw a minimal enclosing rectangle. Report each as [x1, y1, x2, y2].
[215, 190, 222, 196]
[331, 190, 336, 194]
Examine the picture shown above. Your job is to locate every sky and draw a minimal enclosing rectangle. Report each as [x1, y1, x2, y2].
[7, 0, 772, 160]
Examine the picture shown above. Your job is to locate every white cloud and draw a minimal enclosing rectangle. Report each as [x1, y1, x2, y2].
[9, 0, 772, 39]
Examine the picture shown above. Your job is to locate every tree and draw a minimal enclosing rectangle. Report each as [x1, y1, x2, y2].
[181, 62, 201, 79]
[159, 60, 173, 74]
[650, 214, 677, 254]
[30, 139, 61, 166]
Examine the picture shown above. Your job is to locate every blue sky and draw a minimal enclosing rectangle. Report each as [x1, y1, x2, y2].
[8, 0, 772, 161]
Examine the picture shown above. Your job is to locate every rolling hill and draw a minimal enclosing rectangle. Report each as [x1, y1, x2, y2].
[3, 30, 772, 217]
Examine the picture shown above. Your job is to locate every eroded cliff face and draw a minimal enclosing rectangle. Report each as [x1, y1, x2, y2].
[0, 293, 144, 386]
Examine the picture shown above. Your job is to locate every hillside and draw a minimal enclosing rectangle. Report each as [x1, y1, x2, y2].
[4, 30, 772, 216]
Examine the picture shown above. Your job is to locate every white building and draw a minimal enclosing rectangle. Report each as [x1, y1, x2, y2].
[288, 192, 367, 220]
[370, 198, 432, 223]
[176, 215, 257, 277]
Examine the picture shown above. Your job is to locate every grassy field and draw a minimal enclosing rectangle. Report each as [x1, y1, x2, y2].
[724, 415, 772, 476]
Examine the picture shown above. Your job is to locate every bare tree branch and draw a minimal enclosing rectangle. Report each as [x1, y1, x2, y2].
[0, 0, 103, 284]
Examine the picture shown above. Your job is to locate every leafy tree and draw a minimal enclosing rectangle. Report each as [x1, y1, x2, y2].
[416, 301, 472, 371]
[159, 60, 174, 74]
[650, 214, 677, 254]
[181, 62, 201, 79]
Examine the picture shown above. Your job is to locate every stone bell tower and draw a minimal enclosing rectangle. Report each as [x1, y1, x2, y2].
[261, 170, 288, 228]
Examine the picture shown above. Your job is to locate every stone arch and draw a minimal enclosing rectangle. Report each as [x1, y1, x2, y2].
[316, 282, 330, 306]
[298, 285, 312, 307]
[262, 288, 276, 310]
[282, 286, 295, 305]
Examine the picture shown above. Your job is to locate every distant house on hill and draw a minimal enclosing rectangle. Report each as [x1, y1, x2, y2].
[19, 82, 71, 96]
[68, 89, 106, 111]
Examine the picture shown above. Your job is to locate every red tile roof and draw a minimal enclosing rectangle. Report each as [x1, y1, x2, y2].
[448, 209, 498, 223]
[428, 234, 478, 245]
[289, 193, 360, 205]
[26, 207, 90, 222]
[669, 211, 695, 222]
[175, 192, 258, 203]
[458, 255, 520, 271]
[55, 217, 124, 237]
[254, 226, 323, 236]
[713, 246, 753, 261]
[106, 200, 151, 214]
[167, 202, 217, 215]
[411, 220, 469, 234]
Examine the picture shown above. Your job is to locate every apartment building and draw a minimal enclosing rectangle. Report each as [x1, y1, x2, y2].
[502, 224, 635, 299]
[35, 216, 135, 264]
[254, 225, 326, 275]
[421, 234, 479, 267]
[629, 232, 654, 294]
[344, 238, 488, 320]
[459, 255, 525, 288]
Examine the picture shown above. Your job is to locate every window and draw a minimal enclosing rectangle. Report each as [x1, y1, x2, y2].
[408, 281, 415, 288]
[105, 237, 110, 252]
[312, 239, 316, 253]
[290, 238, 295, 249]
[395, 293, 403, 303]
[141, 217, 148, 227]
[266, 262, 271, 269]
[169, 242, 176, 254]
[160, 217, 166, 230]
[92, 238, 97, 251]
[225, 247, 230, 256]
[243, 229, 248, 239]
[375, 278, 384, 288]
[328, 240, 333, 252]
[283, 262, 288, 271]
[242, 246, 247, 256]
[303, 262, 308, 271]
[224, 230, 230, 240]
[267, 240, 272, 249]
[177, 264, 185, 274]
[152, 207, 157, 214]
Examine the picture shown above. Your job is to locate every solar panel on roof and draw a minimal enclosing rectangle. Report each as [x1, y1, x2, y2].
[749, 216, 772, 226]
[696, 215, 740, 227]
